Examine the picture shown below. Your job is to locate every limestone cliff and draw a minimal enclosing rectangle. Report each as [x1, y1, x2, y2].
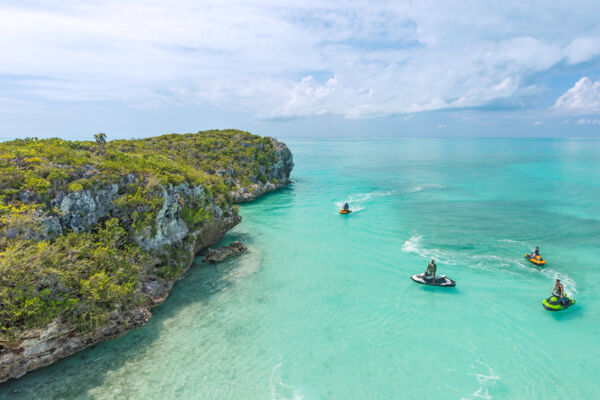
[230, 137, 294, 202]
[0, 130, 293, 382]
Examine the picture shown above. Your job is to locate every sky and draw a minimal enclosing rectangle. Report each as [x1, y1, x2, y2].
[1, 0, 600, 139]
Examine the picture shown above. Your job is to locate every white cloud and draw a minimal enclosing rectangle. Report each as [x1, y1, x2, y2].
[1, 1, 600, 120]
[564, 37, 600, 64]
[554, 77, 600, 114]
[576, 118, 600, 125]
[533, 121, 543, 125]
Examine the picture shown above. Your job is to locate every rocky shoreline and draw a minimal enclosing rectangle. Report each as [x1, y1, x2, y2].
[0, 132, 293, 383]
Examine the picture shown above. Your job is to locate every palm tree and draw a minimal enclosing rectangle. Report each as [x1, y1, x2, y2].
[94, 132, 107, 147]
[94, 132, 107, 154]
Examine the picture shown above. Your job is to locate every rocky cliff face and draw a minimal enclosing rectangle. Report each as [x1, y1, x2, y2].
[0, 135, 293, 382]
[230, 138, 294, 202]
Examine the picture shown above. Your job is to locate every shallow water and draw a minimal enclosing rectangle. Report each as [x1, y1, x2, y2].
[2, 138, 600, 399]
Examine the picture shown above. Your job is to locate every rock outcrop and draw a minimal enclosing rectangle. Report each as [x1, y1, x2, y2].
[230, 138, 294, 202]
[0, 132, 293, 383]
[202, 241, 248, 263]
[0, 183, 241, 382]
[58, 185, 119, 232]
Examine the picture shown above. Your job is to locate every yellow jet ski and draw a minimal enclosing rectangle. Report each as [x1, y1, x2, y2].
[339, 209, 352, 214]
[525, 253, 546, 266]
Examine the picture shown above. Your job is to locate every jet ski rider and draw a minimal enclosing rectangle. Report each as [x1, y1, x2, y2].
[343, 202, 349, 212]
[424, 259, 437, 281]
[552, 279, 566, 305]
[531, 246, 540, 258]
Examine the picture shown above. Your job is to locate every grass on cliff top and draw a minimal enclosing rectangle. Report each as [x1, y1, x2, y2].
[0, 129, 277, 203]
[0, 129, 279, 343]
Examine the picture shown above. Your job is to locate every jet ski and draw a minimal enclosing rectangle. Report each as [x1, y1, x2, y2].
[543, 294, 575, 311]
[525, 254, 546, 266]
[411, 274, 456, 287]
[339, 209, 352, 214]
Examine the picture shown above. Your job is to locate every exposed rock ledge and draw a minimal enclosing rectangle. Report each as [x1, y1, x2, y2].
[203, 241, 248, 263]
[0, 136, 293, 383]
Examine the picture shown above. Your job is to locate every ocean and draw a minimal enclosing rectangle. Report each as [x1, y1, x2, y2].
[3, 138, 600, 399]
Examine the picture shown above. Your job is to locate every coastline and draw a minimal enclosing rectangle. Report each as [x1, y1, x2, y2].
[0, 132, 293, 383]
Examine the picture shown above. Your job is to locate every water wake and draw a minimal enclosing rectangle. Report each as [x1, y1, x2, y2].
[335, 190, 395, 213]
[541, 268, 578, 294]
[402, 234, 578, 292]
[462, 347, 500, 400]
[401, 234, 460, 265]
[270, 363, 305, 400]
[403, 183, 444, 193]
[497, 238, 525, 245]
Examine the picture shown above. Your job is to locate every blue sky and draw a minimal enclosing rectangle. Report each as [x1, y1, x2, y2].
[1, 1, 600, 139]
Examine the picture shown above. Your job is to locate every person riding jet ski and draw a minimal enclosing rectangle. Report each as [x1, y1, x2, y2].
[424, 259, 437, 281]
[552, 279, 566, 304]
[339, 202, 352, 214]
[525, 246, 546, 266]
[411, 259, 455, 287]
[543, 278, 575, 311]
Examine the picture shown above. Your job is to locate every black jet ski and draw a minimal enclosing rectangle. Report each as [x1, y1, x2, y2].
[542, 294, 575, 311]
[411, 274, 456, 287]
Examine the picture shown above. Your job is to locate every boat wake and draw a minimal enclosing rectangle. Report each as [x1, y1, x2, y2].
[403, 183, 444, 193]
[497, 238, 525, 245]
[462, 347, 500, 400]
[335, 190, 394, 213]
[402, 234, 578, 292]
[403, 234, 515, 271]
[270, 363, 305, 400]
[401, 234, 460, 266]
[541, 268, 577, 294]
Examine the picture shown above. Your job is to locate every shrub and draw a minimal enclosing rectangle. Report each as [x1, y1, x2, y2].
[68, 182, 84, 192]
[0, 129, 283, 341]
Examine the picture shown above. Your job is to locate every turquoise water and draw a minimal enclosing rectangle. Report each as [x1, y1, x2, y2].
[3, 138, 600, 399]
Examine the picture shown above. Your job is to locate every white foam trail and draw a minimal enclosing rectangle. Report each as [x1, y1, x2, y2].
[270, 363, 304, 400]
[497, 239, 526, 245]
[496, 239, 578, 292]
[335, 190, 395, 212]
[462, 348, 500, 400]
[401, 234, 580, 292]
[403, 183, 444, 193]
[401, 234, 423, 254]
[541, 268, 578, 294]
[401, 234, 460, 265]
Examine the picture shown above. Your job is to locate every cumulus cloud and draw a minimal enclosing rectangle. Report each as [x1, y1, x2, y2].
[1, 1, 600, 120]
[554, 77, 600, 114]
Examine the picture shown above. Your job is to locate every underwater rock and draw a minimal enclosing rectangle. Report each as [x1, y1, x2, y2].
[203, 241, 248, 263]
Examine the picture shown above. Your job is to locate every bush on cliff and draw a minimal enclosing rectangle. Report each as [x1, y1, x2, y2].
[0, 129, 283, 342]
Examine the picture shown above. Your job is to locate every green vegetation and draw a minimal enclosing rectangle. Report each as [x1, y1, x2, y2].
[0, 129, 281, 343]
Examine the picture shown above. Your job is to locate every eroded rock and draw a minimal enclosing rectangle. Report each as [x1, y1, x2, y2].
[203, 241, 248, 263]
[0, 135, 292, 383]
